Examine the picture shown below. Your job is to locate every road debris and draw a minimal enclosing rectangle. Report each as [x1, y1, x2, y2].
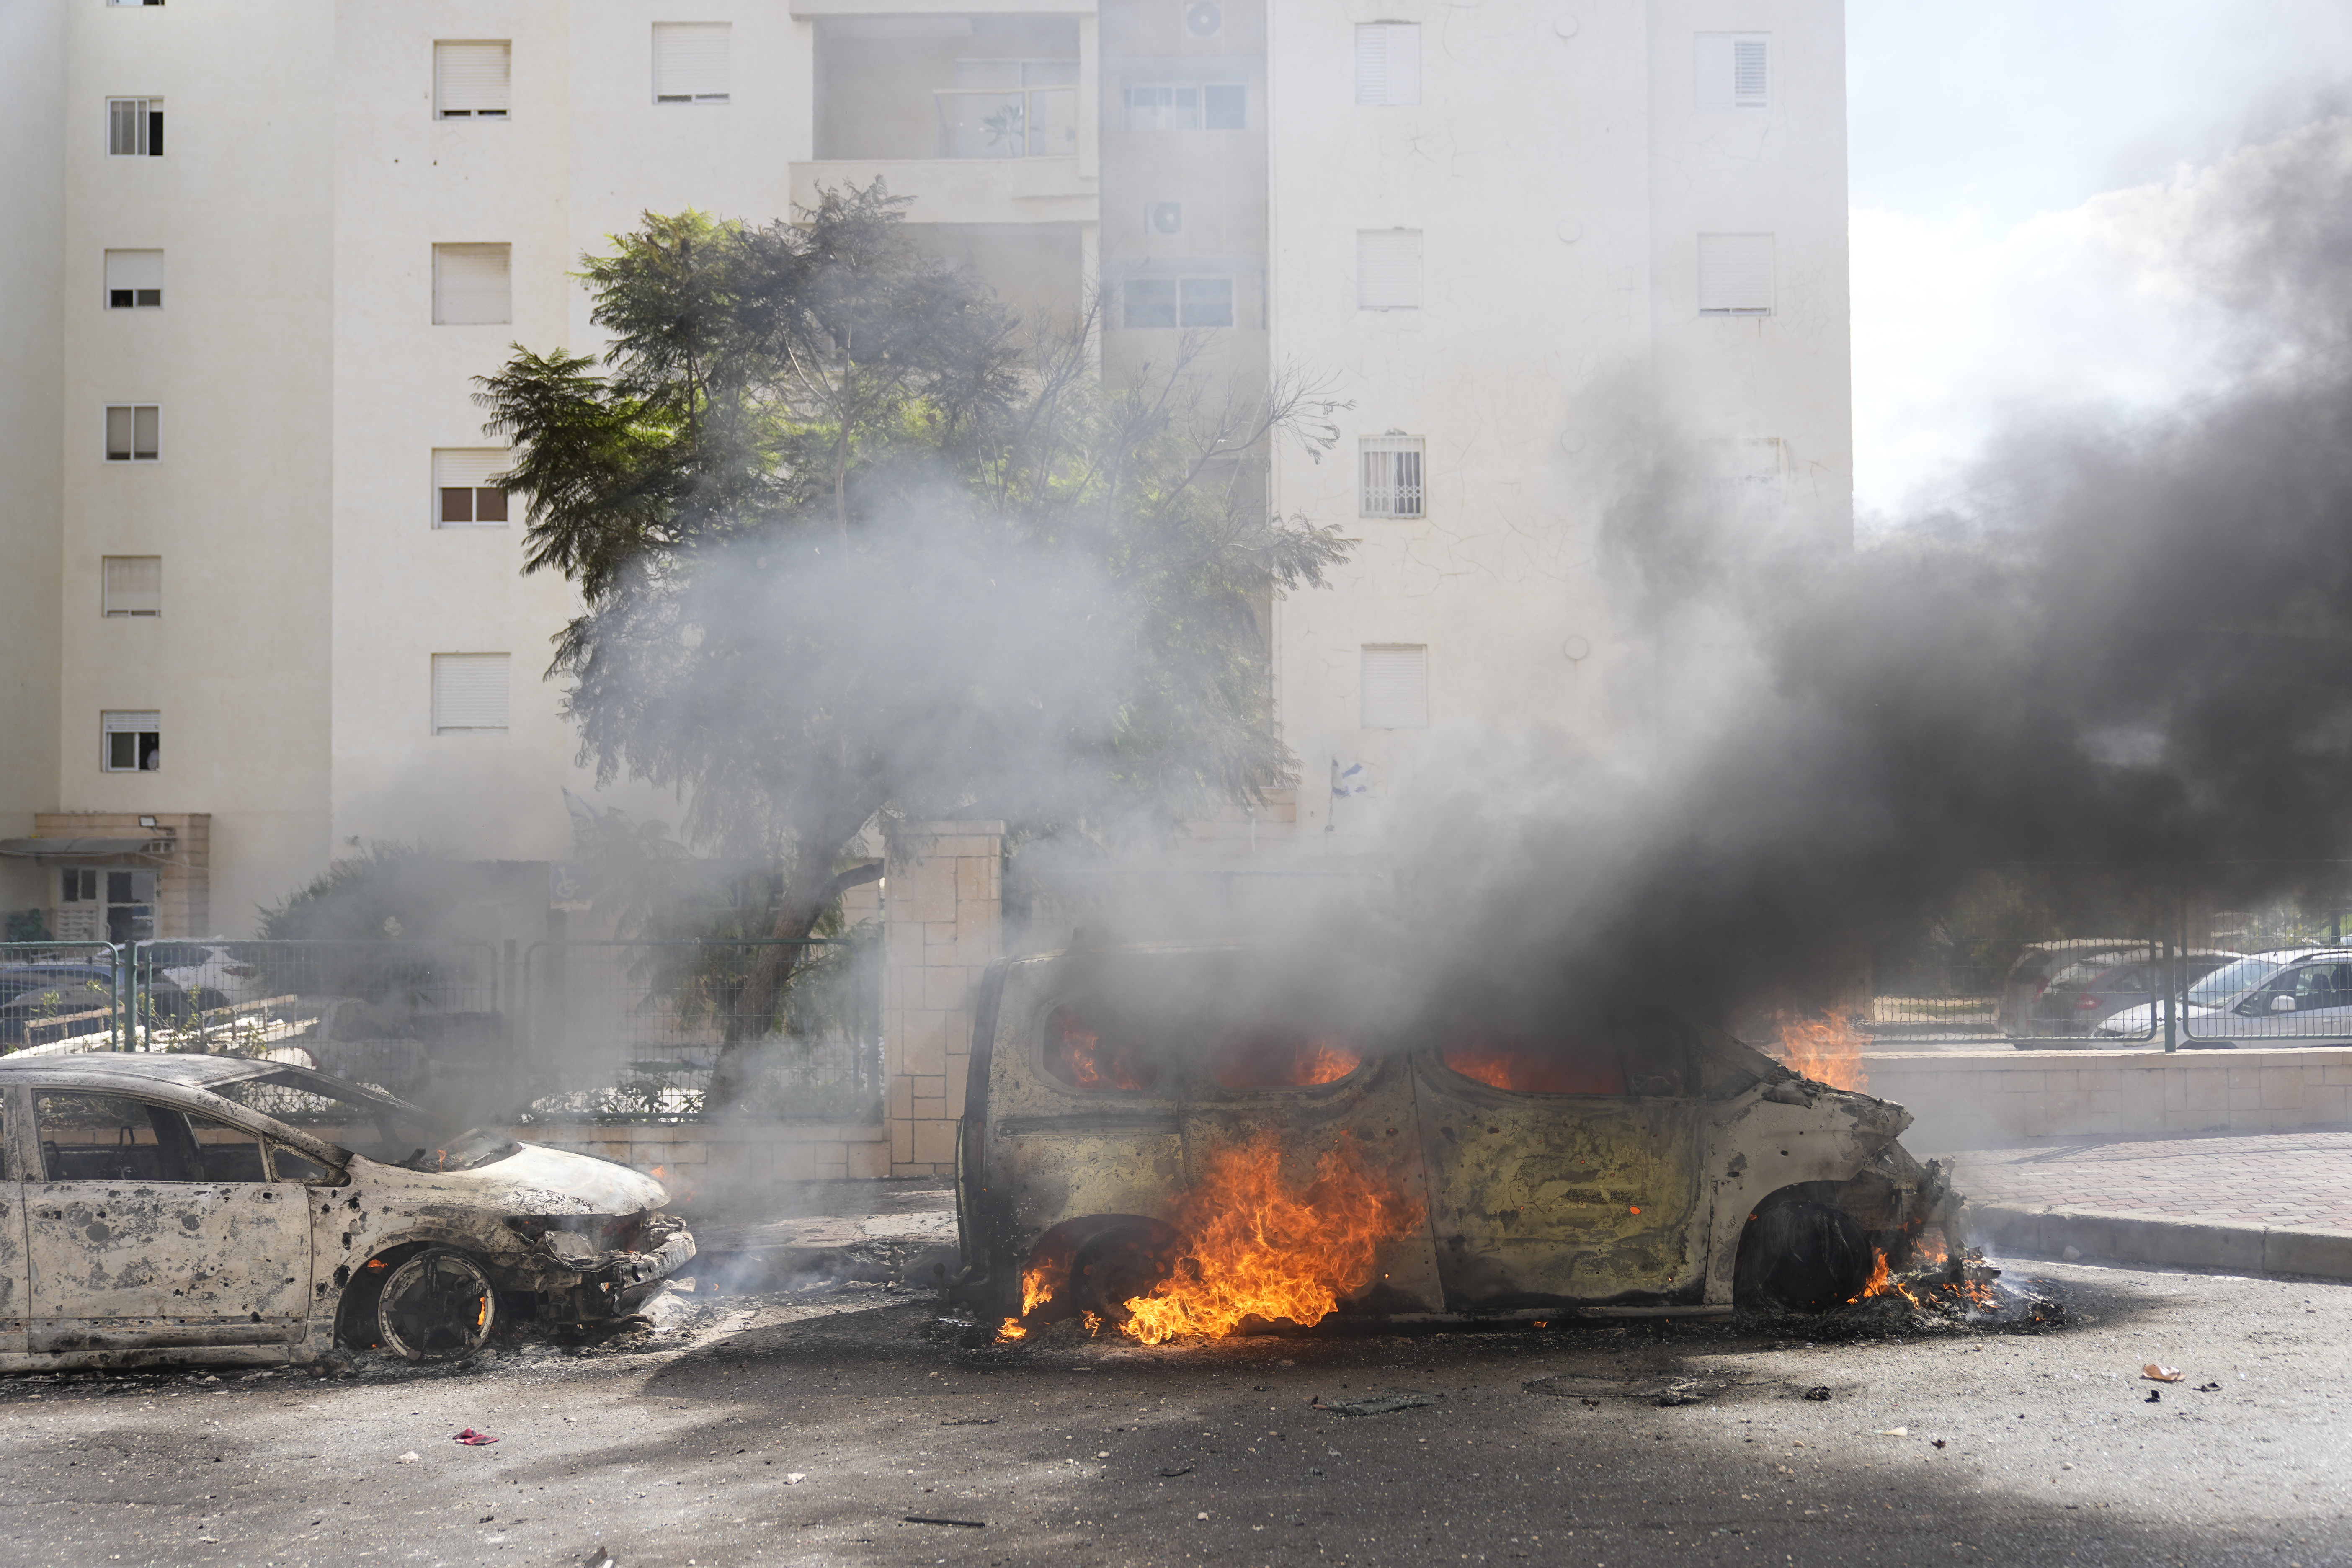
[1874, 1427, 1908, 1436]
[905, 1515, 986, 1528]
[396, 1451, 420, 1464]
[1313, 1391, 1435, 1416]
[582, 1548, 616, 1568]
[2144, 1389, 2161, 1403]
[1803, 1386, 1833, 1401]
[1158, 1465, 1195, 1478]
[2195, 1382, 2221, 1393]
[454, 1428, 499, 1446]
[2142, 1364, 2183, 1383]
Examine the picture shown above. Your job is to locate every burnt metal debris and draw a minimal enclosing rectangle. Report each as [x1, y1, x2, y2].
[0, 1055, 694, 1372]
[953, 943, 1969, 1342]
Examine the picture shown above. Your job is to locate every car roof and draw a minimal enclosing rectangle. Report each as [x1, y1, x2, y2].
[0, 1053, 280, 1089]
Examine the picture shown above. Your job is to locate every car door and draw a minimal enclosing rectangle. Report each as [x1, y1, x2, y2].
[0, 1088, 30, 1354]
[2228, 961, 2352, 1042]
[1412, 1018, 1708, 1310]
[24, 1088, 313, 1351]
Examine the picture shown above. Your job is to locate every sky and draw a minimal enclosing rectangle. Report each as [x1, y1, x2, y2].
[1846, 0, 2352, 519]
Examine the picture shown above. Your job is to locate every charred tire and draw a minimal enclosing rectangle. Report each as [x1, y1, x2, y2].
[375, 1247, 498, 1362]
[1733, 1200, 1872, 1312]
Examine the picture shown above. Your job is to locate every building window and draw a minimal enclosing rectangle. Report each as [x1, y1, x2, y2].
[1695, 34, 1770, 112]
[102, 557, 162, 617]
[104, 249, 163, 309]
[653, 22, 731, 104]
[105, 405, 160, 462]
[107, 1, 168, 8]
[102, 711, 160, 771]
[1122, 83, 1246, 131]
[1359, 436, 1425, 518]
[107, 97, 163, 156]
[433, 653, 511, 735]
[60, 869, 154, 943]
[436, 41, 512, 119]
[1355, 23, 1421, 106]
[433, 243, 511, 325]
[1697, 233, 1775, 315]
[434, 450, 511, 526]
[1360, 646, 1428, 729]
[1357, 230, 1422, 310]
[1124, 277, 1233, 329]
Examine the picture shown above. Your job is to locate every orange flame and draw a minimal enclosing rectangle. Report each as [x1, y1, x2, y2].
[1769, 1011, 1868, 1092]
[1047, 1009, 1158, 1091]
[1115, 1130, 1424, 1344]
[1210, 1031, 1365, 1088]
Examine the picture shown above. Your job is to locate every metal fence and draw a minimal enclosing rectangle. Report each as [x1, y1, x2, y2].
[0, 935, 881, 1123]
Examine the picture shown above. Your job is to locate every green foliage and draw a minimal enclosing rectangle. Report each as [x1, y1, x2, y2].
[255, 841, 448, 944]
[5, 908, 49, 944]
[473, 185, 1349, 1072]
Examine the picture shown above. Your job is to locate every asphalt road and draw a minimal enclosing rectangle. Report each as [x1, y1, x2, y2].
[0, 1261, 2345, 1568]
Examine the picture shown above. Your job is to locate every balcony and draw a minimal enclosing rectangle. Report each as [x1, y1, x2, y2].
[802, 15, 1099, 226]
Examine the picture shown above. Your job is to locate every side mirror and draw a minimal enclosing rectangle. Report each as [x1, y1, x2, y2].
[2272, 994, 2299, 1013]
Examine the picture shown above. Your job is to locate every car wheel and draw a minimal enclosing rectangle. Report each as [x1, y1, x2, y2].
[375, 1247, 498, 1361]
[1734, 1200, 1872, 1312]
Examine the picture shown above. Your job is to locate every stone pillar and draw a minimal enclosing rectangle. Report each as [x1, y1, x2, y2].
[882, 820, 1003, 1177]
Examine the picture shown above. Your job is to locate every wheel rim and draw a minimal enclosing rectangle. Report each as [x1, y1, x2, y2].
[377, 1250, 496, 1361]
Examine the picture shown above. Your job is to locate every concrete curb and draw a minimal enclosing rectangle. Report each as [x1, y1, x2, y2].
[1973, 1202, 2352, 1282]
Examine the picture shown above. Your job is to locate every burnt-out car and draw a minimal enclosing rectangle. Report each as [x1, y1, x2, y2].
[954, 944, 1960, 1333]
[0, 1055, 693, 1370]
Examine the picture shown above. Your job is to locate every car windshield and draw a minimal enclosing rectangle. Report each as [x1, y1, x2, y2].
[2185, 958, 2285, 1007]
[209, 1067, 519, 1171]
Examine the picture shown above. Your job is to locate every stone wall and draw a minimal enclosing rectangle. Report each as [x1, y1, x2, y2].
[1868, 1046, 2352, 1153]
[881, 820, 1003, 1177]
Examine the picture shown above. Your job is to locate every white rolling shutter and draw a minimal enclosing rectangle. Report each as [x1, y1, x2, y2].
[105, 249, 164, 306]
[102, 556, 162, 616]
[1355, 23, 1421, 106]
[432, 654, 511, 735]
[433, 243, 511, 325]
[436, 41, 512, 118]
[1696, 233, 1774, 315]
[1360, 646, 1428, 729]
[654, 22, 731, 103]
[1357, 230, 1422, 310]
[1696, 34, 1770, 111]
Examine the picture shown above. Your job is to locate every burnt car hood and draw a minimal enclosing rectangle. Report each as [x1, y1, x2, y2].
[346, 1141, 671, 1215]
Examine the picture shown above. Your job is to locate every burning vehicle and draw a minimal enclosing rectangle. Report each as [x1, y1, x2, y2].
[0, 1055, 692, 1369]
[954, 944, 1965, 1341]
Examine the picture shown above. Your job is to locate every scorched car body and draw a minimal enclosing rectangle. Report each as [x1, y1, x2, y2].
[0, 1055, 693, 1369]
[954, 944, 1957, 1326]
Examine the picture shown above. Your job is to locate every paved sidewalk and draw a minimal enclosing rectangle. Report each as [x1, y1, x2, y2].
[1947, 1129, 2352, 1280]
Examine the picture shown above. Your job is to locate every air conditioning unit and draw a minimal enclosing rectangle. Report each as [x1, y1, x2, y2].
[1185, 3, 1222, 39]
[1150, 202, 1184, 236]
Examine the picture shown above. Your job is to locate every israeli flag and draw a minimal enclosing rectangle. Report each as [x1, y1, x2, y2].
[1331, 760, 1370, 797]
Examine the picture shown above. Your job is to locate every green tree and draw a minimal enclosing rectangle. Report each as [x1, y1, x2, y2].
[475, 186, 1348, 1099]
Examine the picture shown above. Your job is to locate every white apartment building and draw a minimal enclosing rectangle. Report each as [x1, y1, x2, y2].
[0, 0, 1847, 939]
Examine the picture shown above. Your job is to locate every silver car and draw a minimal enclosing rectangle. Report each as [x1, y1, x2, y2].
[0, 1055, 692, 1370]
[2095, 948, 2346, 1045]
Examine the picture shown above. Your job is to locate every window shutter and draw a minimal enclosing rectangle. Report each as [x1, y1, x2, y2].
[436, 41, 512, 117]
[432, 653, 511, 735]
[433, 449, 511, 526]
[654, 22, 732, 103]
[1360, 646, 1428, 729]
[1696, 233, 1774, 314]
[433, 243, 511, 325]
[1356, 23, 1420, 106]
[103, 556, 162, 616]
[105, 249, 164, 307]
[1357, 230, 1422, 310]
[102, 710, 161, 772]
[1696, 34, 1769, 111]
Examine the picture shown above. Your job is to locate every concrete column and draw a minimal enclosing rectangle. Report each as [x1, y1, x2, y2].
[882, 819, 1003, 1177]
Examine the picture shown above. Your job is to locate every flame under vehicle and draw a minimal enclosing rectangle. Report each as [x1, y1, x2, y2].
[954, 944, 1961, 1338]
[0, 1055, 693, 1369]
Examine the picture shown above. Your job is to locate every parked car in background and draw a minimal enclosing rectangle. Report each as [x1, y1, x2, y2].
[2096, 948, 2344, 1045]
[0, 962, 193, 1046]
[1996, 940, 2152, 1034]
[2031, 949, 2239, 1037]
[142, 940, 267, 1010]
[0, 1053, 694, 1368]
